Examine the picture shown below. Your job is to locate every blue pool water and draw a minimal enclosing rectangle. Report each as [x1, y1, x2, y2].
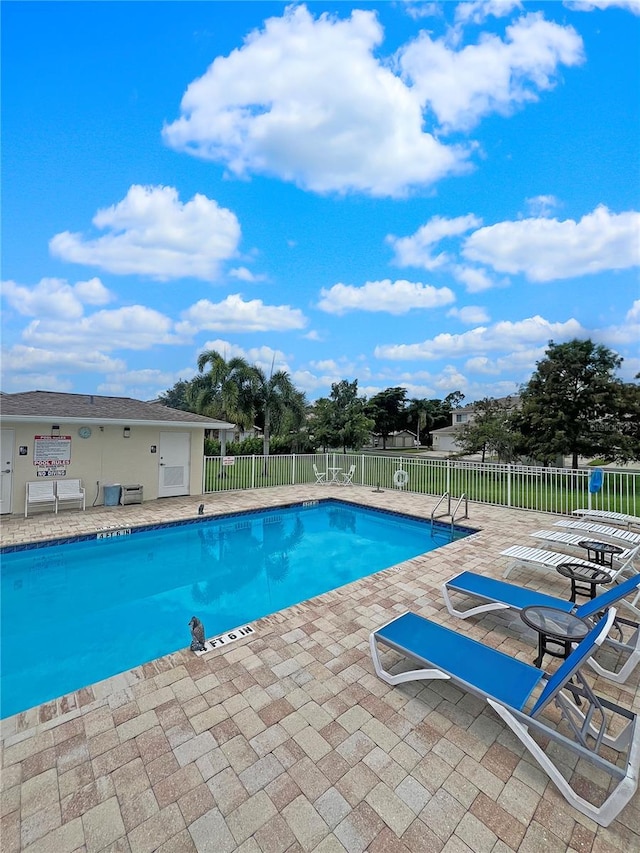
[0, 500, 473, 718]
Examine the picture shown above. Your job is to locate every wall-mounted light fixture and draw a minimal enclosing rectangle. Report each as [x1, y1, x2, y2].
[123, 426, 131, 438]
[51, 425, 60, 435]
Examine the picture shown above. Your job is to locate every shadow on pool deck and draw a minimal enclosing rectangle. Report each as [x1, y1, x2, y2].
[1, 486, 638, 853]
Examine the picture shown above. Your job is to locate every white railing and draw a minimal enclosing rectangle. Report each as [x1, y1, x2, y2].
[202, 453, 639, 517]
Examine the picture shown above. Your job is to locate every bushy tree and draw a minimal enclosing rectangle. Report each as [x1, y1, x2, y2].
[156, 378, 196, 411]
[513, 339, 634, 468]
[366, 387, 407, 449]
[456, 397, 518, 462]
[310, 380, 373, 452]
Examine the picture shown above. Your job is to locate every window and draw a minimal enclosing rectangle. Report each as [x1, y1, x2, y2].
[455, 413, 468, 423]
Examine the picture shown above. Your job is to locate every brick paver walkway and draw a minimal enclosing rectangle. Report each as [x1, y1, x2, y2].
[1, 486, 638, 852]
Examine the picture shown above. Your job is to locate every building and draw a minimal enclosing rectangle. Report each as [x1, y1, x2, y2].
[0, 391, 235, 515]
[429, 397, 519, 455]
[369, 430, 418, 450]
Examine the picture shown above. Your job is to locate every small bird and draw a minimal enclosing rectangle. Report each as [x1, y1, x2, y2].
[189, 616, 206, 651]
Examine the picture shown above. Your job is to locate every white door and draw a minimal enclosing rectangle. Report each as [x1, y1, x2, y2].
[158, 432, 191, 497]
[0, 429, 15, 514]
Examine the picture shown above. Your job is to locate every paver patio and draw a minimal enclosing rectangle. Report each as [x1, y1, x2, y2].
[1, 485, 638, 852]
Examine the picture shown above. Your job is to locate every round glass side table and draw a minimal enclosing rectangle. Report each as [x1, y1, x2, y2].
[520, 605, 590, 668]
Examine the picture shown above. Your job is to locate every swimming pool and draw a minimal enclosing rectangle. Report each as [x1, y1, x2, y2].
[0, 499, 474, 718]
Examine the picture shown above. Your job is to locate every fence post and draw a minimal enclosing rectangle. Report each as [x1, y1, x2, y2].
[446, 459, 451, 495]
[251, 455, 255, 490]
[292, 454, 296, 485]
[507, 464, 512, 508]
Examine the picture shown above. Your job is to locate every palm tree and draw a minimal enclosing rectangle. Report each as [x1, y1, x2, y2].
[248, 364, 305, 465]
[190, 350, 255, 455]
[406, 398, 434, 447]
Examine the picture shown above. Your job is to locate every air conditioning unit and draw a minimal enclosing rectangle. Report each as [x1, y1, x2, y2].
[120, 484, 143, 505]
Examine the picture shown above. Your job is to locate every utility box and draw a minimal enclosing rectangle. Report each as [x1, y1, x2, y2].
[103, 484, 122, 507]
[120, 484, 143, 505]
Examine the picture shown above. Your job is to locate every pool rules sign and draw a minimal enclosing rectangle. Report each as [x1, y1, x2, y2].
[34, 435, 72, 474]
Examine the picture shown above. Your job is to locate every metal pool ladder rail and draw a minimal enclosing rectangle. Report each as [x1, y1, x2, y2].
[431, 492, 469, 536]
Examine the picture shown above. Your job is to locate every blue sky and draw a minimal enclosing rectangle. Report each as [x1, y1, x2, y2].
[2, 1, 639, 405]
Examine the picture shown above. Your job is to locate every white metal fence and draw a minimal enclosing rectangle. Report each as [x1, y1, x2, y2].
[203, 453, 639, 517]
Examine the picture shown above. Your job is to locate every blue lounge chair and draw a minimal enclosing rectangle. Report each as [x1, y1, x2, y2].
[369, 609, 639, 826]
[442, 571, 640, 683]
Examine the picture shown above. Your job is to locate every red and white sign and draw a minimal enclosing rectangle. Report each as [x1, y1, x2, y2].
[34, 435, 72, 466]
[222, 456, 235, 466]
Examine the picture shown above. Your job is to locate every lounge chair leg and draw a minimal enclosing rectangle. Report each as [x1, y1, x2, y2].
[369, 634, 450, 686]
[487, 699, 637, 827]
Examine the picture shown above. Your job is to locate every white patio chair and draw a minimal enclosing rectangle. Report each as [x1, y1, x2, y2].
[56, 479, 86, 512]
[312, 463, 327, 485]
[338, 464, 356, 486]
[25, 480, 57, 517]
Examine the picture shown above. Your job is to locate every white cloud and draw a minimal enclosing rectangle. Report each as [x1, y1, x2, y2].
[564, 1, 640, 14]
[399, 12, 584, 131]
[199, 339, 292, 375]
[374, 315, 585, 359]
[229, 266, 266, 282]
[524, 194, 560, 217]
[163, 5, 469, 197]
[447, 305, 490, 324]
[388, 214, 482, 269]
[455, 1, 523, 25]
[1, 344, 126, 375]
[177, 294, 307, 335]
[626, 300, 640, 322]
[464, 346, 547, 374]
[404, 3, 444, 21]
[22, 305, 182, 351]
[1, 276, 112, 319]
[317, 279, 455, 315]
[451, 264, 502, 293]
[0, 372, 74, 393]
[49, 185, 241, 281]
[463, 205, 640, 281]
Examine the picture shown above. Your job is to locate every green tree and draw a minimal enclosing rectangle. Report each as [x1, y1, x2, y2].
[190, 349, 256, 458]
[366, 387, 407, 449]
[456, 397, 518, 462]
[310, 380, 373, 452]
[513, 339, 632, 468]
[156, 379, 197, 412]
[444, 390, 465, 410]
[248, 365, 306, 462]
[191, 350, 255, 429]
[406, 398, 437, 446]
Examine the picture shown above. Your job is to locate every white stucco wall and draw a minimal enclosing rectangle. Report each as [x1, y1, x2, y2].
[3, 422, 206, 514]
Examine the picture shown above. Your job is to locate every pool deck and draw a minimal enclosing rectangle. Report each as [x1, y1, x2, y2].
[1, 486, 638, 853]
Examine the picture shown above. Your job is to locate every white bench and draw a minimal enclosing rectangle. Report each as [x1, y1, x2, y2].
[25, 481, 57, 517]
[56, 479, 86, 512]
[24, 479, 87, 517]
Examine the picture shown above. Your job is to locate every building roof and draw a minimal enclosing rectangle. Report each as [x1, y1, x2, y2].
[0, 391, 235, 429]
[430, 425, 462, 436]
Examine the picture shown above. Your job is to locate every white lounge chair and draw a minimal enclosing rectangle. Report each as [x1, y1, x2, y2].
[370, 608, 639, 826]
[500, 544, 633, 583]
[572, 509, 640, 530]
[530, 529, 639, 566]
[338, 464, 356, 486]
[312, 464, 327, 485]
[56, 479, 86, 512]
[554, 519, 640, 547]
[25, 480, 57, 517]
